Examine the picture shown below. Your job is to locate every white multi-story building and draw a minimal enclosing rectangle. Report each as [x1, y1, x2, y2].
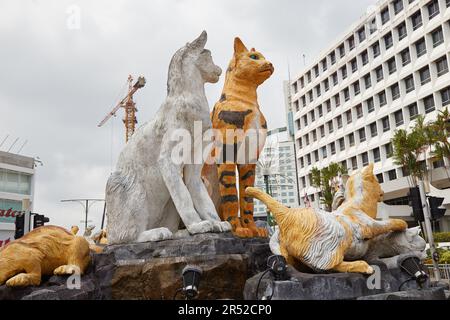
[288, 0, 450, 231]
[0, 151, 35, 246]
[254, 127, 300, 220]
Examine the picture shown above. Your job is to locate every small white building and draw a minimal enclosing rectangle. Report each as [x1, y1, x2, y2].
[0, 151, 35, 247]
[254, 127, 300, 220]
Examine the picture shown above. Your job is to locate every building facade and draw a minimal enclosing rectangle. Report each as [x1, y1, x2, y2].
[288, 0, 450, 231]
[0, 151, 35, 246]
[254, 127, 300, 220]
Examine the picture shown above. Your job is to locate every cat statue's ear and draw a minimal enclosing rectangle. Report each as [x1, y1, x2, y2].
[406, 226, 422, 241]
[189, 30, 208, 54]
[234, 37, 249, 55]
[362, 163, 374, 177]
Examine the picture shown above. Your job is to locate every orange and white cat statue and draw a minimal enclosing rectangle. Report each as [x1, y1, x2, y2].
[246, 164, 408, 274]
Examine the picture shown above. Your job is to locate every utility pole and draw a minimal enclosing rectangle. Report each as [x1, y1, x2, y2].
[61, 199, 104, 232]
[418, 180, 441, 282]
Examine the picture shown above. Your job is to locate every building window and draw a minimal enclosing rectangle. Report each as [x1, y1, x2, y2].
[404, 75, 415, 93]
[348, 35, 355, 50]
[312, 130, 317, 142]
[339, 138, 345, 151]
[337, 115, 343, 129]
[394, 109, 404, 126]
[344, 88, 350, 102]
[356, 104, 364, 119]
[359, 128, 366, 142]
[316, 86, 321, 97]
[330, 52, 336, 65]
[408, 103, 419, 120]
[385, 142, 393, 158]
[361, 152, 369, 166]
[393, 0, 403, 14]
[397, 22, 407, 41]
[388, 169, 397, 181]
[381, 7, 390, 25]
[375, 65, 384, 82]
[348, 133, 355, 147]
[300, 158, 305, 169]
[338, 44, 345, 58]
[400, 48, 411, 66]
[346, 110, 353, 124]
[372, 41, 381, 58]
[324, 79, 330, 92]
[332, 73, 338, 86]
[301, 96, 306, 107]
[427, 0, 440, 20]
[326, 100, 332, 112]
[303, 116, 308, 127]
[419, 66, 431, 85]
[308, 91, 313, 102]
[305, 134, 310, 145]
[320, 125, 325, 138]
[387, 57, 397, 74]
[314, 150, 319, 162]
[322, 59, 328, 72]
[367, 98, 375, 113]
[314, 65, 319, 77]
[361, 50, 369, 66]
[436, 56, 449, 77]
[376, 173, 384, 183]
[306, 71, 311, 83]
[351, 58, 358, 73]
[307, 154, 312, 165]
[322, 146, 328, 159]
[351, 156, 358, 170]
[330, 142, 336, 155]
[384, 32, 393, 50]
[415, 38, 426, 58]
[411, 10, 423, 30]
[341, 66, 348, 80]
[310, 110, 316, 122]
[379, 91, 387, 107]
[382, 116, 390, 132]
[391, 83, 400, 100]
[431, 27, 444, 48]
[370, 122, 378, 137]
[318, 105, 323, 117]
[328, 121, 334, 134]
[364, 74, 372, 89]
[441, 87, 450, 106]
[423, 95, 435, 113]
[335, 95, 341, 107]
[358, 27, 366, 43]
[353, 81, 361, 95]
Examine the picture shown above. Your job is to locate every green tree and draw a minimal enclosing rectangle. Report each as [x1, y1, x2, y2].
[431, 108, 450, 182]
[311, 163, 347, 212]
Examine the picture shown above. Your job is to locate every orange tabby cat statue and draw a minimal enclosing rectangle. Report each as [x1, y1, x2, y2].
[246, 164, 408, 274]
[203, 37, 274, 239]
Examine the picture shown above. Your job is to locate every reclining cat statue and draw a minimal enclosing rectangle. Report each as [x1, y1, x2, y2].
[0, 226, 91, 287]
[245, 164, 408, 274]
[106, 31, 231, 245]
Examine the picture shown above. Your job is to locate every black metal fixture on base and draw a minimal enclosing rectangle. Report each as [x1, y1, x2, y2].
[397, 254, 429, 290]
[173, 265, 203, 300]
[256, 255, 288, 300]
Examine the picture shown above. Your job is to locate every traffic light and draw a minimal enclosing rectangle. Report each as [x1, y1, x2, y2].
[33, 214, 50, 229]
[428, 196, 446, 221]
[15, 213, 25, 239]
[408, 187, 424, 222]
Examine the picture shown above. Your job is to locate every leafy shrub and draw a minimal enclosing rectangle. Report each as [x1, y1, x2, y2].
[433, 232, 450, 243]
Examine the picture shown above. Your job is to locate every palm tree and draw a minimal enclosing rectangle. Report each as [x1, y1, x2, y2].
[311, 163, 347, 212]
[431, 108, 450, 183]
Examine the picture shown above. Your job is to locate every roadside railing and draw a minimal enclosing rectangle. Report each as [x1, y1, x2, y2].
[424, 264, 450, 283]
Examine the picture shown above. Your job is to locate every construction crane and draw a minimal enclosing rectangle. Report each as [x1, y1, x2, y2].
[98, 75, 146, 143]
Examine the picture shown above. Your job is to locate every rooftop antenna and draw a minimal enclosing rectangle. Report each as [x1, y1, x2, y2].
[302, 54, 306, 67]
[7, 137, 19, 153]
[17, 140, 28, 154]
[0, 135, 9, 150]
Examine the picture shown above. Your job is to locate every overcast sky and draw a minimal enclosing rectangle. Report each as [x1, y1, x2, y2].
[0, 0, 376, 232]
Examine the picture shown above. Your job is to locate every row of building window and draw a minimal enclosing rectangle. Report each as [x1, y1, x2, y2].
[296, 53, 449, 132]
[293, 0, 449, 93]
[297, 86, 450, 169]
[294, 22, 449, 117]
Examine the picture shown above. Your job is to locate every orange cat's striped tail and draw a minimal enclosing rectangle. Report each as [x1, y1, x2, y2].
[245, 187, 289, 222]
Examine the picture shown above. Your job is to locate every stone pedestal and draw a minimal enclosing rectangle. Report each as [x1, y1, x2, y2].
[244, 262, 447, 300]
[0, 233, 271, 300]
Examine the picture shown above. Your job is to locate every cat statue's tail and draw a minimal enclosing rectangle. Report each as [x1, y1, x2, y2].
[245, 187, 289, 223]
